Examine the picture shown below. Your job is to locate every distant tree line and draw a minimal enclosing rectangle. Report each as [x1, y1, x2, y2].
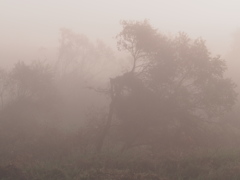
[0, 20, 238, 164]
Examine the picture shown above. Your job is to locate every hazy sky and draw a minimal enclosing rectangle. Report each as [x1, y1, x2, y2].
[1, 0, 240, 68]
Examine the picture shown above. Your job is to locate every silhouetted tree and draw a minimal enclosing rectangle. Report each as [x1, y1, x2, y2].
[100, 20, 237, 153]
[10, 61, 55, 101]
[0, 61, 62, 161]
[0, 68, 11, 109]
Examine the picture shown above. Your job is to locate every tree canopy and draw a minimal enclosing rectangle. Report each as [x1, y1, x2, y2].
[107, 20, 238, 152]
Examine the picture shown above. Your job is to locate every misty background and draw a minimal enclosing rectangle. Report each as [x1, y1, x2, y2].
[1, 1, 240, 180]
[1, 0, 240, 67]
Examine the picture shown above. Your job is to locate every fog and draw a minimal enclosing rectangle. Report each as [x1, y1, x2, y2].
[1, 0, 240, 67]
[1, 1, 240, 179]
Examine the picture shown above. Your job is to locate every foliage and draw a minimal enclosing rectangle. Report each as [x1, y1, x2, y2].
[112, 20, 237, 152]
[0, 68, 11, 108]
[0, 21, 239, 180]
[10, 60, 55, 101]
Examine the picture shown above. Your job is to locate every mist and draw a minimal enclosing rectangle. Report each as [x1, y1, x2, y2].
[1, 0, 240, 67]
[1, 1, 240, 179]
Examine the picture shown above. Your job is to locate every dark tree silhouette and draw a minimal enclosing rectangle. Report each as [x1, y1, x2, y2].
[98, 20, 237, 153]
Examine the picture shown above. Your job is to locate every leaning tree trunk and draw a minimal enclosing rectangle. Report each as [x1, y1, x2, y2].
[95, 78, 116, 153]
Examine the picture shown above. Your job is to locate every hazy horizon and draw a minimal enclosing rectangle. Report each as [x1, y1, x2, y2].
[1, 0, 240, 68]
[1, 2, 240, 179]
